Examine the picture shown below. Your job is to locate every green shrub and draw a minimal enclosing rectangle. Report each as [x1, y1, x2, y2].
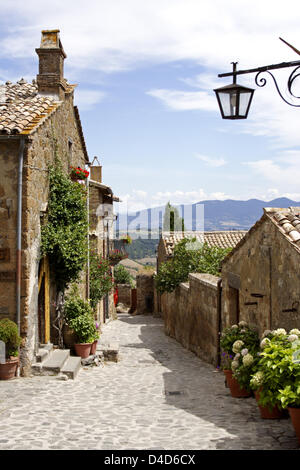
[63, 295, 94, 324]
[89, 252, 114, 310]
[250, 329, 300, 410]
[114, 264, 134, 286]
[154, 238, 231, 293]
[69, 314, 97, 344]
[0, 318, 22, 358]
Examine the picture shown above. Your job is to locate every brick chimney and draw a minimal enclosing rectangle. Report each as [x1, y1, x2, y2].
[36, 30, 67, 100]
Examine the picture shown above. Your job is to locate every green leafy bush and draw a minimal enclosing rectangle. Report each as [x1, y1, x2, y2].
[41, 162, 88, 290]
[89, 252, 114, 310]
[114, 264, 134, 286]
[63, 295, 94, 324]
[69, 314, 97, 344]
[155, 238, 231, 294]
[250, 329, 300, 410]
[0, 318, 22, 358]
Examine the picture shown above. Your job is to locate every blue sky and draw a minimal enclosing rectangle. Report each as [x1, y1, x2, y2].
[2, 0, 300, 213]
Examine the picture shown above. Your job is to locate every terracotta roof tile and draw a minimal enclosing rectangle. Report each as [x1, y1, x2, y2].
[162, 230, 247, 256]
[0, 79, 60, 135]
[265, 207, 300, 249]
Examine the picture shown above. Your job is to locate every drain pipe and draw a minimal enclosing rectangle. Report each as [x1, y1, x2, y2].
[16, 137, 25, 335]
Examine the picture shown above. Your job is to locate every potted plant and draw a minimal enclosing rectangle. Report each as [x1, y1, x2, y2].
[90, 326, 100, 355]
[63, 293, 91, 349]
[108, 249, 128, 266]
[69, 314, 97, 359]
[63, 294, 97, 358]
[220, 321, 259, 398]
[250, 328, 299, 419]
[0, 318, 22, 380]
[276, 329, 300, 437]
[70, 166, 89, 181]
[120, 234, 132, 245]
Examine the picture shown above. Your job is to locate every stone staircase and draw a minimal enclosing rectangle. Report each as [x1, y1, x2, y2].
[31, 344, 81, 380]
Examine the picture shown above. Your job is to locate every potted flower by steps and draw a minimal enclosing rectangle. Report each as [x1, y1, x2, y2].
[69, 314, 97, 359]
[250, 373, 285, 419]
[0, 318, 22, 380]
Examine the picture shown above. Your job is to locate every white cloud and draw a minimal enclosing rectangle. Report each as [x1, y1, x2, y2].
[195, 154, 226, 167]
[147, 88, 217, 111]
[74, 89, 106, 110]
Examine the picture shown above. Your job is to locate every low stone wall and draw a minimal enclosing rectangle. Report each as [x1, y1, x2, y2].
[116, 284, 132, 307]
[160, 273, 220, 366]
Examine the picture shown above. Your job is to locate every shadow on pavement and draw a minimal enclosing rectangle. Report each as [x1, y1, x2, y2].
[117, 314, 299, 450]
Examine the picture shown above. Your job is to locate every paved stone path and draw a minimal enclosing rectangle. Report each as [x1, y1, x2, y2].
[0, 313, 299, 450]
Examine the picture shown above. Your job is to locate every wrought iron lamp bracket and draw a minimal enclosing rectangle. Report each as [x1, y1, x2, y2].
[255, 65, 300, 107]
[218, 59, 300, 108]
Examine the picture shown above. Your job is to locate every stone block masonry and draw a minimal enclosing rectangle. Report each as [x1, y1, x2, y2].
[160, 272, 221, 367]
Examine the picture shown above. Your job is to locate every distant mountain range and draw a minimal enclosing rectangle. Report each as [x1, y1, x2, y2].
[116, 197, 300, 232]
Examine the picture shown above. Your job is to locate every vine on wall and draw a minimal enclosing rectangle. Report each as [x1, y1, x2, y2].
[41, 160, 88, 291]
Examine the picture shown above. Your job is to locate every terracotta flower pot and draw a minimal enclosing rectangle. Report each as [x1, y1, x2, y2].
[254, 390, 285, 419]
[74, 343, 92, 359]
[90, 339, 98, 355]
[63, 324, 77, 350]
[223, 369, 251, 398]
[288, 406, 300, 443]
[0, 357, 19, 380]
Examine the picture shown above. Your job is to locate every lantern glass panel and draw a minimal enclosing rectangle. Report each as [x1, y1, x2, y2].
[239, 90, 252, 117]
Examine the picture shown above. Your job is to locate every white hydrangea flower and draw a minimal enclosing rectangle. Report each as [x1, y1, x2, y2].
[241, 348, 249, 356]
[232, 340, 244, 353]
[240, 329, 246, 333]
[262, 329, 272, 338]
[234, 353, 241, 360]
[289, 329, 300, 336]
[260, 338, 270, 349]
[231, 360, 239, 371]
[242, 353, 254, 367]
[250, 371, 264, 388]
[238, 321, 248, 327]
[288, 334, 298, 343]
[231, 324, 238, 329]
[272, 328, 287, 336]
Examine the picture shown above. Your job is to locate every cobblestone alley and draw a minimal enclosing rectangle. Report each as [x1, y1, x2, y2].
[0, 313, 299, 450]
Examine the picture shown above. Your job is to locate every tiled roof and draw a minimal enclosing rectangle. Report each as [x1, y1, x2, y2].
[265, 206, 300, 247]
[0, 79, 60, 135]
[162, 230, 248, 256]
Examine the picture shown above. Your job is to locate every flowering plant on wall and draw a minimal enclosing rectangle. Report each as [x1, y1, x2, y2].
[70, 166, 89, 180]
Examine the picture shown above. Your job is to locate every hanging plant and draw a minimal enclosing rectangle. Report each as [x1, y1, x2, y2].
[41, 161, 88, 291]
[70, 166, 89, 181]
[108, 249, 128, 266]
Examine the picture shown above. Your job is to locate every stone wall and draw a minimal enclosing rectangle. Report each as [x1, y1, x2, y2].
[221, 215, 300, 335]
[117, 284, 132, 307]
[160, 272, 221, 366]
[136, 273, 155, 314]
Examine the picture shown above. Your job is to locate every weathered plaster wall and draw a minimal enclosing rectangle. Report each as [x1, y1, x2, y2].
[117, 284, 132, 307]
[221, 216, 300, 335]
[136, 273, 155, 314]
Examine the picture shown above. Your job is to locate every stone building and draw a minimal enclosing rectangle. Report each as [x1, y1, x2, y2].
[0, 30, 117, 374]
[221, 206, 300, 335]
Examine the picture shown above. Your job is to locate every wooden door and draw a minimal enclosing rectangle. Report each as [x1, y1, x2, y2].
[38, 256, 50, 344]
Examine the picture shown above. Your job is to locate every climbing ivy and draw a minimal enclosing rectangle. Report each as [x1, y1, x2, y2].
[41, 161, 88, 291]
[89, 251, 114, 311]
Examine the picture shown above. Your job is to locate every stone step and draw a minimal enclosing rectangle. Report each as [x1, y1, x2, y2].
[32, 349, 70, 376]
[61, 356, 82, 380]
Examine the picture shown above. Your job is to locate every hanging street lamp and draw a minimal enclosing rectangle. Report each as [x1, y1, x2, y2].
[214, 62, 254, 119]
[214, 38, 300, 120]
